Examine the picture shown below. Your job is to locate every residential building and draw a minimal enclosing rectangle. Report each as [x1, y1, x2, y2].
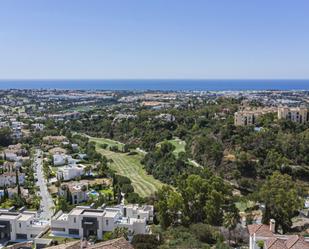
[32, 123, 44, 131]
[59, 183, 88, 205]
[56, 164, 85, 181]
[248, 220, 309, 249]
[0, 208, 49, 243]
[155, 113, 176, 122]
[53, 154, 66, 166]
[234, 108, 276, 126]
[5, 152, 18, 162]
[11, 121, 24, 139]
[0, 172, 25, 187]
[53, 154, 76, 166]
[0, 121, 9, 129]
[278, 106, 309, 123]
[47, 112, 80, 121]
[50, 204, 154, 240]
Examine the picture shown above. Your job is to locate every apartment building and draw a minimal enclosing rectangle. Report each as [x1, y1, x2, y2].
[51, 204, 154, 240]
[278, 106, 309, 124]
[0, 208, 48, 243]
[234, 108, 276, 126]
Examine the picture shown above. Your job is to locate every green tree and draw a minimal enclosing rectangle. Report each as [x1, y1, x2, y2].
[0, 128, 12, 146]
[55, 196, 71, 212]
[177, 172, 231, 226]
[131, 234, 160, 249]
[260, 172, 303, 233]
[262, 150, 290, 177]
[112, 227, 129, 240]
[188, 135, 223, 166]
[156, 186, 184, 229]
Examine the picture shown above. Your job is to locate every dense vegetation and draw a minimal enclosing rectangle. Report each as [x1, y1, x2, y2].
[8, 96, 306, 248]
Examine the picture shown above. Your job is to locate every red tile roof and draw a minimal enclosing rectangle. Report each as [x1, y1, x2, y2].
[266, 238, 287, 249]
[285, 236, 309, 249]
[248, 224, 274, 237]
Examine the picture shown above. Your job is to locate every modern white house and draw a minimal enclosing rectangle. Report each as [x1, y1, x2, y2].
[53, 154, 66, 166]
[0, 208, 49, 243]
[50, 204, 154, 240]
[53, 154, 76, 166]
[56, 164, 85, 181]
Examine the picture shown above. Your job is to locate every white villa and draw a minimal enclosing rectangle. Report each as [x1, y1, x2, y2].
[51, 204, 154, 240]
[0, 208, 49, 243]
[59, 182, 88, 205]
[56, 164, 85, 181]
[53, 154, 76, 166]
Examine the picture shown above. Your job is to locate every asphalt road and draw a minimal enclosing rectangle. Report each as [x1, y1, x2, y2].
[34, 149, 55, 220]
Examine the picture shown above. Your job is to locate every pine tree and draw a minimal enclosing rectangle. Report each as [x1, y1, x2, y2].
[16, 170, 21, 196]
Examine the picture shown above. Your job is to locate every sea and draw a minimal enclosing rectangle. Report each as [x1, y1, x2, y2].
[0, 79, 309, 91]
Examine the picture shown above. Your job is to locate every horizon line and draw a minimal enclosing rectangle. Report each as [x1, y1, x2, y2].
[1, 78, 309, 81]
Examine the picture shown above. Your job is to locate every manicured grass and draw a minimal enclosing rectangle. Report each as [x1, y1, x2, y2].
[89, 137, 163, 197]
[157, 137, 186, 157]
[90, 137, 124, 150]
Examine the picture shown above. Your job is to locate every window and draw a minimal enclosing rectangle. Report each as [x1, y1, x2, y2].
[51, 227, 65, 232]
[19, 223, 21, 228]
[69, 229, 79, 235]
[105, 220, 109, 226]
[74, 218, 76, 223]
[16, 234, 27, 239]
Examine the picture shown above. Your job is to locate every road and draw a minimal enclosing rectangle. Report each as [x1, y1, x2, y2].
[34, 149, 55, 220]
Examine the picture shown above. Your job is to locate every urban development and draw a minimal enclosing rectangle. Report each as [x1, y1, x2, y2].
[0, 88, 309, 249]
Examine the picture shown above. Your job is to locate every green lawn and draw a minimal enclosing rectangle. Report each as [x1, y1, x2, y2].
[90, 137, 124, 150]
[89, 137, 163, 197]
[157, 137, 186, 157]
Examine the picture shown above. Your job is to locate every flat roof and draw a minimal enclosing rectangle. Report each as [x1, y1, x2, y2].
[18, 213, 33, 221]
[57, 213, 68, 221]
[0, 213, 20, 220]
[69, 209, 84, 216]
[103, 210, 119, 218]
[82, 211, 104, 217]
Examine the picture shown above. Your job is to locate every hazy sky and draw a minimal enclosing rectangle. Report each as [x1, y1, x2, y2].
[1, 0, 309, 79]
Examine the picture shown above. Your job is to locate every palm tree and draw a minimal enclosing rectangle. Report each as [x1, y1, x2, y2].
[223, 207, 240, 246]
[84, 165, 92, 176]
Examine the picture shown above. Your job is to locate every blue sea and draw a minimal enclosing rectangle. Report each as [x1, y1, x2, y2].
[0, 79, 309, 91]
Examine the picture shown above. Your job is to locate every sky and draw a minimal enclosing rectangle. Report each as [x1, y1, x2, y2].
[0, 0, 309, 79]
